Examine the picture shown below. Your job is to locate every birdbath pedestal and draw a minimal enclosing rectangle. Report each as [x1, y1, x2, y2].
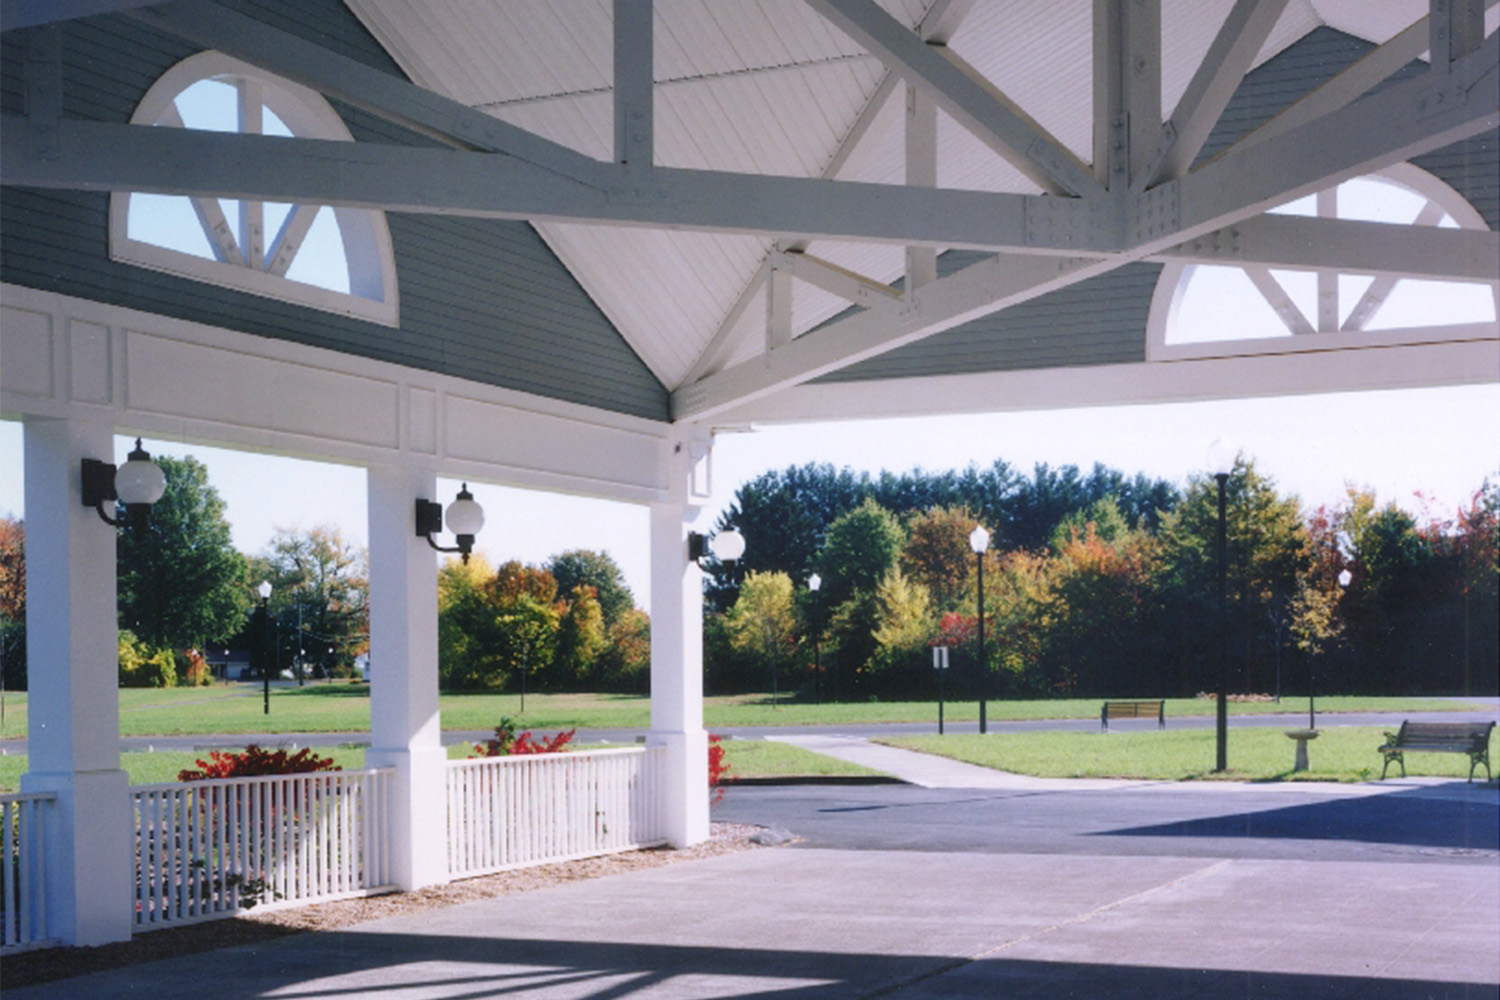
[1284, 729, 1320, 772]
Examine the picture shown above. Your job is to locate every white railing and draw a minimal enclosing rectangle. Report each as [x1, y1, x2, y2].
[132, 768, 395, 929]
[2, 791, 57, 952]
[447, 746, 667, 878]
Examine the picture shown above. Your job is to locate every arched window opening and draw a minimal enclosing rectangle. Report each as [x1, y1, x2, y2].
[1151, 166, 1495, 356]
[110, 52, 398, 325]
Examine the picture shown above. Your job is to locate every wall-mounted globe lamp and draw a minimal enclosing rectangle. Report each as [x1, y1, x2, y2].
[81, 438, 166, 528]
[688, 527, 745, 566]
[415, 484, 485, 563]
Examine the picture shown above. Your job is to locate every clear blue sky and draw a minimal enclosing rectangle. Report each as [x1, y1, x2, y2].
[3, 382, 1497, 613]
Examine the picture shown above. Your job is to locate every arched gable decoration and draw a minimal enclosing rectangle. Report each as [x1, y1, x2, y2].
[1149, 165, 1496, 361]
[109, 51, 399, 326]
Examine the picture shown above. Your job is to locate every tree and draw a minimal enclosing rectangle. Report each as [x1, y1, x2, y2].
[118, 455, 248, 650]
[553, 584, 608, 687]
[869, 567, 935, 692]
[901, 506, 980, 610]
[0, 517, 24, 691]
[599, 607, 651, 693]
[255, 526, 369, 678]
[1154, 456, 1307, 696]
[818, 498, 904, 606]
[725, 571, 798, 700]
[546, 550, 634, 625]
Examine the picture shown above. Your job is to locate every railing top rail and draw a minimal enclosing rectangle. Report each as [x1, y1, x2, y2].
[130, 766, 395, 795]
[446, 745, 652, 770]
[0, 790, 59, 805]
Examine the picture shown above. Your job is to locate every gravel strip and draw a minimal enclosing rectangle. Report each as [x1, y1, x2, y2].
[2, 822, 775, 989]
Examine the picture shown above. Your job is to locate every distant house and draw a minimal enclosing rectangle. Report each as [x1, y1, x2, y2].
[205, 648, 254, 682]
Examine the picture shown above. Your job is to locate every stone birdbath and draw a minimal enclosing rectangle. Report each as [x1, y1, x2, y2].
[1284, 729, 1320, 772]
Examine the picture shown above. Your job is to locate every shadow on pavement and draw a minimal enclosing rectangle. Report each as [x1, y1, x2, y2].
[1095, 782, 1499, 852]
[11, 931, 1494, 1000]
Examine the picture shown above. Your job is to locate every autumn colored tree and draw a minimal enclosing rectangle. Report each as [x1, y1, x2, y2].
[553, 584, 608, 687]
[546, 550, 634, 625]
[599, 607, 652, 692]
[0, 516, 24, 691]
[253, 526, 369, 678]
[900, 506, 980, 610]
[868, 567, 935, 692]
[725, 571, 798, 701]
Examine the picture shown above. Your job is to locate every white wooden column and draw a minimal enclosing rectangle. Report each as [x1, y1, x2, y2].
[648, 436, 711, 848]
[364, 463, 449, 889]
[20, 416, 133, 946]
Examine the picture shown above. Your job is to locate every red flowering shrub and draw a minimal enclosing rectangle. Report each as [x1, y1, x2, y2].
[469, 717, 576, 757]
[708, 734, 731, 805]
[177, 744, 340, 781]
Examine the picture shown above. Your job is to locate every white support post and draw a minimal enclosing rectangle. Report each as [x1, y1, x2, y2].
[1316, 186, 1338, 332]
[365, 463, 449, 890]
[1093, 0, 1160, 189]
[20, 417, 133, 946]
[905, 81, 938, 291]
[648, 437, 710, 848]
[766, 253, 793, 354]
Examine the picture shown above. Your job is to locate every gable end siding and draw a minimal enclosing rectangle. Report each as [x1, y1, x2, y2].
[0, 3, 669, 421]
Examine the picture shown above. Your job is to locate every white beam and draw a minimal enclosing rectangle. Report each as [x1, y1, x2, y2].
[1432, 0, 1488, 70]
[125, 1, 609, 185]
[905, 80, 938, 289]
[712, 338, 1500, 424]
[266, 202, 319, 277]
[1153, 213, 1500, 282]
[1139, 0, 1288, 189]
[672, 252, 1111, 419]
[1341, 202, 1450, 331]
[1224, 15, 1431, 159]
[778, 250, 906, 313]
[1316, 187, 1338, 331]
[766, 254, 793, 354]
[805, 0, 1104, 198]
[1166, 30, 1499, 251]
[1093, 0, 1161, 189]
[2, 116, 1070, 250]
[237, 78, 265, 270]
[614, 0, 654, 171]
[679, 259, 770, 385]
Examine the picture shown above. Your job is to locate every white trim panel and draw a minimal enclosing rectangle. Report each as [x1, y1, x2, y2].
[0, 284, 671, 503]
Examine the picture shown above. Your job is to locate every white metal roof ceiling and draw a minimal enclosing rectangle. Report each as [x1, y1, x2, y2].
[343, 0, 1492, 392]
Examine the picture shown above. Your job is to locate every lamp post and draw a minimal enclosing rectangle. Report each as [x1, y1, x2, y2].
[808, 572, 822, 704]
[969, 524, 991, 735]
[258, 580, 273, 715]
[1208, 439, 1234, 772]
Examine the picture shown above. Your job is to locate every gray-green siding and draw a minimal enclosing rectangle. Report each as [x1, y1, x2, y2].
[0, 1, 669, 421]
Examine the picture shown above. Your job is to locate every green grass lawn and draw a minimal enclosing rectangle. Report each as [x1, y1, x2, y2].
[883, 726, 1499, 783]
[0, 687, 1479, 740]
[717, 738, 885, 780]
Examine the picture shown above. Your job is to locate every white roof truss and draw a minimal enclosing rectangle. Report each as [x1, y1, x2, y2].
[3, 0, 1496, 426]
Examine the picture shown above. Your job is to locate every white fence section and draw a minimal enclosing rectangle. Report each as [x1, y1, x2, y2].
[132, 768, 395, 929]
[1, 791, 56, 952]
[447, 746, 667, 878]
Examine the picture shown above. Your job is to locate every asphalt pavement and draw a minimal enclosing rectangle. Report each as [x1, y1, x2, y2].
[7, 737, 1497, 999]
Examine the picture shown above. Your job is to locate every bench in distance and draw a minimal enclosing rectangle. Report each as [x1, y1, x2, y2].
[1101, 700, 1165, 731]
[1378, 720, 1495, 782]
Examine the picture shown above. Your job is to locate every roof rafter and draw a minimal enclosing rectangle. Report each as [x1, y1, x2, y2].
[1137, 0, 1289, 189]
[804, 0, 1104, 199]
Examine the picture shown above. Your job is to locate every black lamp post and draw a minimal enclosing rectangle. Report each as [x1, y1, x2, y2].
[969, 525, 991, 734]
[808, 572, 822, 704]
[1208, 440, 1234, 772]
[257, 580, 272, 715]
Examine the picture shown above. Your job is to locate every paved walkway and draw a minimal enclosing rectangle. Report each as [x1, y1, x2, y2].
[764, 733, 1496, 798]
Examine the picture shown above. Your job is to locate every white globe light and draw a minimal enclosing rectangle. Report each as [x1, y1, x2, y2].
[711, 528, 746, 563]
[1206, 438, 1236, 477]
[808, 572, 822, 592]
[258, 580, 273, 600]
[114, 439, 166, 505]
[445, 484, 485, 536]
[968, 525, 990, 554]
[1338, 569, 1353, 588]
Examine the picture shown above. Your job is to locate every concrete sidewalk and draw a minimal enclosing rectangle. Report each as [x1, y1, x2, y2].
[9, 846, 1496, 999]
[766, 733, 1497, 798]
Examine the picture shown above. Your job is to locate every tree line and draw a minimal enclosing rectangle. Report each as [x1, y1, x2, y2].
[0, 455, 647, 693]
[704, 460, 1499, 701]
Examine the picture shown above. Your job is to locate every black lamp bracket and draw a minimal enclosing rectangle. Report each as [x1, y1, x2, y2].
[415, 498, 474, 564]
[81, 457, 125, 526]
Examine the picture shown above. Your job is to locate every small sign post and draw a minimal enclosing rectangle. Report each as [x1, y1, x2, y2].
[932, 646, 950, 734]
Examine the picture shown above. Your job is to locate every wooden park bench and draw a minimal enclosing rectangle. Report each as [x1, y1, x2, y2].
[1101, 700, 1165, 731]
[1378, 720, 1495, 782]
